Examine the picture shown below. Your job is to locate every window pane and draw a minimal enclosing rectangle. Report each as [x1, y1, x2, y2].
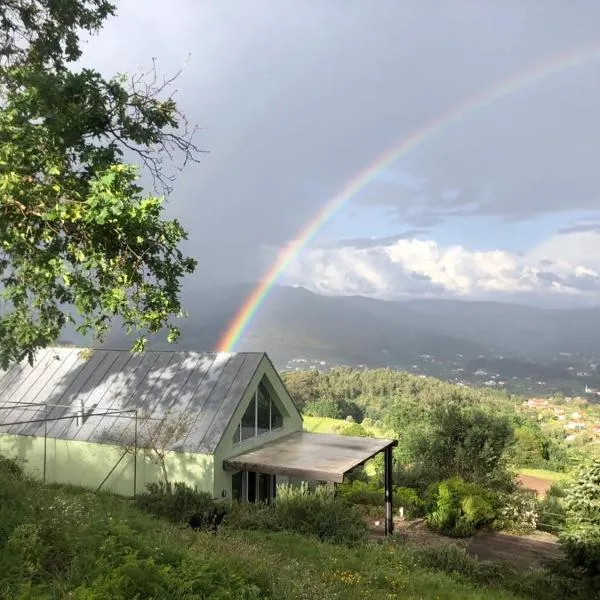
[256, 382, 270, 435]
[232, 471, 244, 502]
[247, 471, 257, 503]
[271, 398, 283, 430]
[241, 395, 256, 441]
[232, 422, 241, 444]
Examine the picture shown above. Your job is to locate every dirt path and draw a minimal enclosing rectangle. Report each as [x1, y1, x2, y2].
[467, 529, 563, 569]
[366, 516, 563, 571]
[517, 474, 555, 496]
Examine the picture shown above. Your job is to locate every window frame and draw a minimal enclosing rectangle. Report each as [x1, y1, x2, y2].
[232, 380, 283, 445]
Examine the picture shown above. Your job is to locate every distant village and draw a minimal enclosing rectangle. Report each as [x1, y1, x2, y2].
[284, 351, 600, 400]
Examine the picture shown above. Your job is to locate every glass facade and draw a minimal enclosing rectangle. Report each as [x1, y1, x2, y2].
[232, 378, 283, 445]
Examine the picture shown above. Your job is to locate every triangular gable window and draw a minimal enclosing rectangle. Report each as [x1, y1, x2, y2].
[233, 379, 283, 444]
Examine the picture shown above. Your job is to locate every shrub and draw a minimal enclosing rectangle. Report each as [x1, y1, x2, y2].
[560, 459, 600, 575]
[227, 483, 367, 546]
[537, 483, 567, 534]
[0, 455, 24, 478]
[493, 489, 538, 533]
[341, 423, 369, 437]
[414, 544, 599, 600]
[426, 477, 496, 537]
[338, 480, 382, 506]
[396, 486, 425, 518]
[135, 481, 228, 529]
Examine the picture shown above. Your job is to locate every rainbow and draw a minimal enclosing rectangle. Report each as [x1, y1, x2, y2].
[217, 43, 600, 352]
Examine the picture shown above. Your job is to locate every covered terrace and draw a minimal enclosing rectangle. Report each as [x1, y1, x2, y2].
[224, 431, 398, 535]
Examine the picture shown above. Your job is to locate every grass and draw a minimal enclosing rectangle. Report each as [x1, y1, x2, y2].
[518, 468, 571, 482]
[0, 461, 534, 600]
[303, 415, 387, 437]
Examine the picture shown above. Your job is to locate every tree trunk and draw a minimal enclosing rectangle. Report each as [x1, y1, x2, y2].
[159, 458, 171, 493]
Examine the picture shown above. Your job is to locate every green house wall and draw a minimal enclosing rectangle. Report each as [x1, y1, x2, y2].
[213, 356, 303, 498]
[0, 432, 213, 497]
[0, 355, 302, 499]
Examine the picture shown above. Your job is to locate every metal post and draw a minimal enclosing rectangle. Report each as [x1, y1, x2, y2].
[43, 404, 48, 483]
[384, 444, 393, 536]
[133, 410, 138, 498]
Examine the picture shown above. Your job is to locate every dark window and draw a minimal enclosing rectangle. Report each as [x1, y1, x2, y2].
[241, 395, 255, 441]
[256, 383, 271, 435]
[232, 377, 286, 445]
[247, 470, 257, 503]
[271, 398, 283, 430]
[232, 471, 244, 501]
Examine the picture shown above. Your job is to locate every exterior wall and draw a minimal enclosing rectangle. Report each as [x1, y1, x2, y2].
[0, 432, 213, 497]
[213, 357, 303, 499]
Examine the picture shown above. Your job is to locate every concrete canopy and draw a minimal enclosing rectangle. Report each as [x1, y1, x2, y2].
[224, 431, 396, 483]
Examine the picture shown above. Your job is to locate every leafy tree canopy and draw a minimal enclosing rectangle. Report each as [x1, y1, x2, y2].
[0, 1, 200, 367]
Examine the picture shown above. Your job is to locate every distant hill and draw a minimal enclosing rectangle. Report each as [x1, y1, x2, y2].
[100, 283, 600, 376]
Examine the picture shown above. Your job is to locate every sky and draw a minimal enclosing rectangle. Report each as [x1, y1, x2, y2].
[82, 0, 600, 308]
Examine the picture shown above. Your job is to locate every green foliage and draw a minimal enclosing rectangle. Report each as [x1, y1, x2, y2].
[0, 0, 199, 367]
[227, 483, 367, 547]
[0, 466, 264, 599]
[135, 482, 226, 526]
[560, 459, 600, 575]
[426, 477, 497, 537]
[341, 422, 369, 437]
[492, 489, 539, 534]
[0, 455, 24, 478]
[413, 544, 599, 600]
[338, 480, 383, 506]
[303, 397, 364, 421]
[511, 423, 569, 471]
[2, 459, 596, 600]
[537, 483, 567, 534]
[337, 481, 425, 518]
[395, 486, 426, 518]
[411, 404, 514, 488]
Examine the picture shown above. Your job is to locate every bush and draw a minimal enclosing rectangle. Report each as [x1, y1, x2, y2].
[396, 486, 425, 518]
[227, 483, 367, 547]
[338, 480, 382, 506]
[0, 455, 24, 478]
[537, 483, 567, 534]
[560, 459, 600, 575]
[414, 544, 599, 600]
[426, 477, 496, 537]
[493, 489, 539, 533]
[135, 481, 228, 529]
[341, 423, 369, 437]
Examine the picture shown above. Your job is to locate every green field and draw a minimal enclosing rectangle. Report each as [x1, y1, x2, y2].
[302, 415, 388, 437]
[518, 468, 571, 482]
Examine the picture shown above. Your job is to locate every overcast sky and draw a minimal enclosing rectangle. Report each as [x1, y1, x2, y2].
[83, 1, 600, 307]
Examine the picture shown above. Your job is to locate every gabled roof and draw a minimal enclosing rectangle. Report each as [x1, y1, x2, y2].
[0, 347, 266, 453]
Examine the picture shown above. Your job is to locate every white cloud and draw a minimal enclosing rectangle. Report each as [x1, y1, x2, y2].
[283, 232, 600, 305]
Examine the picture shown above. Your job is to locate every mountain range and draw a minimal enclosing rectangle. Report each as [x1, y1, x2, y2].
[97, 284, 600, 375]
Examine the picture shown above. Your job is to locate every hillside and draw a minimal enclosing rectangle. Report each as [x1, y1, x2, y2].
[0, 460, 527, 600]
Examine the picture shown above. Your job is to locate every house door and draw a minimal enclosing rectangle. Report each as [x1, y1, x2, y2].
[232, 471, 275, 503]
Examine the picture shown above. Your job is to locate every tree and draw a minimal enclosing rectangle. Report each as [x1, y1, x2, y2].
[410, 404, 514, 487]
[560, 458, 600, 575]
[0, 1, 200, 368]
[113, 408, 194, 491]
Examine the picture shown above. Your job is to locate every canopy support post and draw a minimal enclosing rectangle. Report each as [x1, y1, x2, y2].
[384, 444, 393, 536]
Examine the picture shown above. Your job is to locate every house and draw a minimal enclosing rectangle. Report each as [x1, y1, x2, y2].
[0, 347, 397, 531]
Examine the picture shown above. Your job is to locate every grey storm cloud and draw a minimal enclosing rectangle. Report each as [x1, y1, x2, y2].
[536, 270, 600, 292]
[321, 230, 429, 249]
[558, 222, 600, 235]
[78, 0, 600, 289]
